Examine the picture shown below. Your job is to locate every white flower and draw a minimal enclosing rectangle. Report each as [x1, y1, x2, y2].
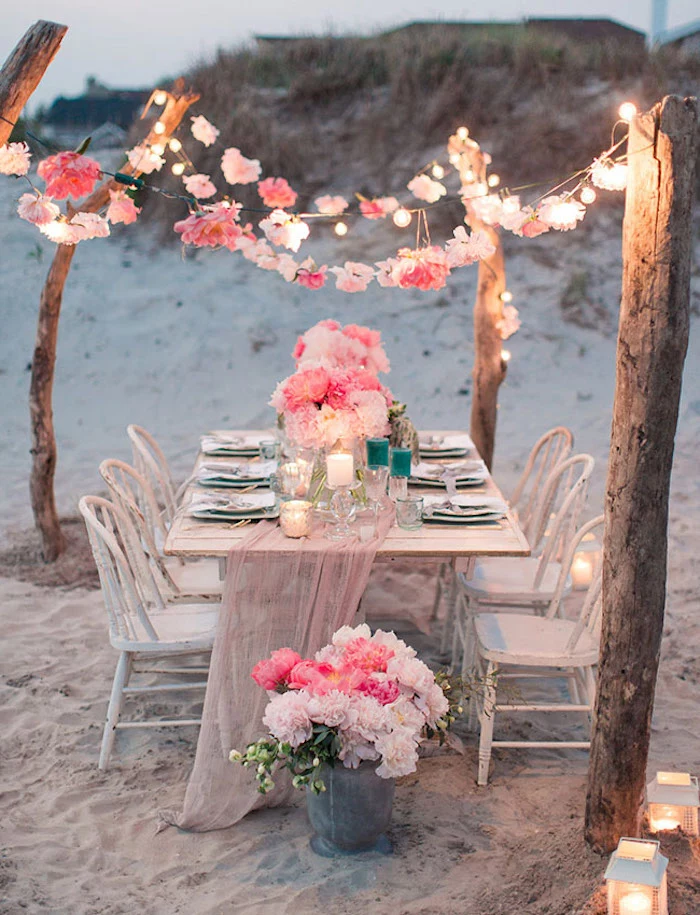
[260, 209, 309, 252]
[183, 173, 217, 199]
[537, 195, 586, 231]
[339, 729, 380, 769]
[307, 690, 358, 730]
[370, 630, 417, 660]
[126, 143, 165, 174]
[190, 115, 219, 147]
[460, 181, 487, 200]
[262, 690, 312, 747]
[352, 695, 391, 742]
[70, 212, 110, 239]
[330, 261, 375, 293]
[407, 174, 447, 203]
[0, 141, 31, 176]
[388, 697, 428, 735]
[314, 194, 348, 215]
[17, 193, 60, 226]
[375, 727, 420, 778]
[332, 624, 371, 648]
[469, 194, 503, 226]
[386, 656, 435, 697]
[413, 682, 450, 728]
[497, 304, 520, 340]
[221, 147, 261, 184]
[591, 159, 628, 191]
[374, 258, 399, 288]
[445, 226, 495, 267]
[276, 253, 299, 282]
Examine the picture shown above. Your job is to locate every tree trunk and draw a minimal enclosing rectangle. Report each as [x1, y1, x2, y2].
[584, 95, 697, 853]
[29, 83, 199, 560]
[0, 20, 67, 144]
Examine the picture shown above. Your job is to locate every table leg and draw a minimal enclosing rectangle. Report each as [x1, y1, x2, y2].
[439, 557, 474, 656]
[218, 558, 226, 582]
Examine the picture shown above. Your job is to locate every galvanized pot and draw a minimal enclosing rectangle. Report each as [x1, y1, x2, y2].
[306, 760, 394, 856]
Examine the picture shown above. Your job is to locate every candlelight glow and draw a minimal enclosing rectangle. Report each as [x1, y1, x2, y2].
[171, 162, 185, 176]
[487, 174, 500, 188]
[153, 90, 167, 106]
[168, 138, 182, 153]
[334, 221, 348, 236]
[619, 102, 637, 122]
[431, 164, 445, 179]
[580, 187, 597, 204]
[393, 208, 412, 228]
[153, 121, 166, 135]
[456, 126, 469, 140]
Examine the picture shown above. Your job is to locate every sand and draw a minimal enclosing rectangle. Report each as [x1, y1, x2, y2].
[1, 174, 699, 913]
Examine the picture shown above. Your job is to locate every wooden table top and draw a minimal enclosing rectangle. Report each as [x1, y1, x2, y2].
[164, 430, 530, 562]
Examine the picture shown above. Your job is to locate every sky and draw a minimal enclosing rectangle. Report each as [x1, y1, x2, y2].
[3, 1, 698, 110]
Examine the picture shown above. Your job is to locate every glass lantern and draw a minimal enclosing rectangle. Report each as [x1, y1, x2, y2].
[570, 530, 602, 590]
[604, 838, 668, 915]
[646, 771, 699, 836]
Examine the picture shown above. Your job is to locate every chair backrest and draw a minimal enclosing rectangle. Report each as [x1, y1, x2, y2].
[510, 427, 574, 546]
[99, 458, 176, 599]
[546, 515, 605, 654]
[79, 496, 161, 643]
[532, 453, 595, 588]
[127, 424, 178, 525]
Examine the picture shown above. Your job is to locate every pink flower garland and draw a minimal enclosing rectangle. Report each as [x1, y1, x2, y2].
[37, 151, 102, 200]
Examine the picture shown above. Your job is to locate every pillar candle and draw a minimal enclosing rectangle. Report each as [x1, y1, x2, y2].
[326, 452, 354, 488]
[390, 446, 412, 477]
[366, 437, 390, 467]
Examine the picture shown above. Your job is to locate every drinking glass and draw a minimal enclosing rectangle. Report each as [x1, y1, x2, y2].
[396, 496, 424, 531]
[364, 464, 389, 517]
[259, 439, 281, 461]
[326, 486, 357, 541]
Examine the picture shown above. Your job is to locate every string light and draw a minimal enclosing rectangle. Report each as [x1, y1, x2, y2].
[618, 102, 637, 122]
[171, 162, 185, 176]
[153, 90, 168, 106]
[500, 290, 513, 303]
[431, 163, 445, 179]
[334, 221, 348, 237]
[580, 186, 597, 204]
[393, 208, 412, 228]
[456, 126, 469, 140]
[151, 143, 165, 156]
[168, 138, 182, 153]
[487, 174, 501, 188]
[501, 349, 512, 363]
[153, 121, 166, 135]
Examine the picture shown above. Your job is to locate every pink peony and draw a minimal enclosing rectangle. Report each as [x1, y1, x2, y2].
[0, 141, 31, 176]
[106, 189, 141, 225]
[173, 202, 243, 250]
[386, 656, 435, 697]
[392, 246, 451, 292]
[295, 260, 327, 290]
[314, 194, 348, 215]
[339, 728, 380, 768]
[307, 690, 358, 729]
[190, 115, 219, 147]
[352, 694, 391, 742]
[359, 197, 398, 219]
[271, 365, 331, 412]
[360, 677, 401, 706]
[414, 682, 450, 728]
[221, 147, 261, 185]
[344, 637, 395, 674]
[262, 690, 312, 746]
[258, 176, 297, 209]
[370, 629, 417, 659]
[17, 193, 60, 226]
[330, 262, 375, 293]
[251, 647, 302, 690]
[520, 217, 550, 238]
[375, 727, 420, 778]
[332, 624, 372, 648]
[287, 660, 366, 696]
[37, 151, 101, 200]
[407, 174, 447, 203]
[126, 143, 165, 174]
[183, 173, 218, 199]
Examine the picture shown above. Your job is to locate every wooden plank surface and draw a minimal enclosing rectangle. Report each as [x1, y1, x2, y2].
[164, 430, 530, 560]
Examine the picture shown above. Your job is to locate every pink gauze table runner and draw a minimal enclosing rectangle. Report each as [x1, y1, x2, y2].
[160, 513, 393, 832]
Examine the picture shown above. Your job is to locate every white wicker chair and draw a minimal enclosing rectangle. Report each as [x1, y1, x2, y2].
[471, 515, 604, 785]
[127, 424, 179, 526]
[450, 454, 595, 667]
[80, 496, 218, 770]
[99, 458, 222, 602]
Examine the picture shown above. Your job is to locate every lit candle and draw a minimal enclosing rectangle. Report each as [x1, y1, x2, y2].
[571, 554, 593, 589]
[619, 890, 652, 915]
[649, 806, 681, 832]
[326, 453, 354, 488]
[279, 500, 312, 538]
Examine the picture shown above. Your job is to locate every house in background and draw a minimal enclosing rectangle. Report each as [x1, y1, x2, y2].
[658, 19, 700, 54]
[42, 77, 150, 149]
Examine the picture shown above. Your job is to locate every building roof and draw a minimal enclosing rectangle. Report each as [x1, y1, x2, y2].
[658, 18, 700, 44]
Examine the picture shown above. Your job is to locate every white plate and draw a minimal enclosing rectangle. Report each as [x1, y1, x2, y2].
[422, 513, 503, 525]
[190, 507, 279, 521]
[410, 477, 485, 489]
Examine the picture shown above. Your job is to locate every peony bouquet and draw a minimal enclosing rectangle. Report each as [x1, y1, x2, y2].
[270, 320, 393, 450]
[230, 624, 462, 794]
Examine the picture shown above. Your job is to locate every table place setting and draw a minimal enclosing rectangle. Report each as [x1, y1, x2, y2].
[410, 458, 488, 489]
[421, 493, 508, 526]
[418, 433, 474, 459]
[188, 490, 279, 521]
[195, 460, 277, 489]
[199, 432, 279, 458]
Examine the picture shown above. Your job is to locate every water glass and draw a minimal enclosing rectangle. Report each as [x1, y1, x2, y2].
[396, 496, 424, 531]
[259, 439, 281, 461]
[364, 464, 389, 514]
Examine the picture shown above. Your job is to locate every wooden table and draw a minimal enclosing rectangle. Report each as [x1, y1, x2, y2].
[164, 430, 530, 579]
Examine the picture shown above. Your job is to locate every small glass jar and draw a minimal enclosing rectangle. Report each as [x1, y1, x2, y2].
[279, 499, 312, 538]
[396, 495, 424, 531]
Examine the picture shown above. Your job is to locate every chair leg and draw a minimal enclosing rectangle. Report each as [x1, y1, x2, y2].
[429, 565, 445, 624]
[439, 567, 458, 655]
[99, 651, 132, 770]
[477, 661, 497, 786]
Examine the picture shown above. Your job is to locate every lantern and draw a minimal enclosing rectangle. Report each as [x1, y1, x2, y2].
[604, 838, 668, 915]
[647, 771, 699, 836]
[571, 530, 602, 590]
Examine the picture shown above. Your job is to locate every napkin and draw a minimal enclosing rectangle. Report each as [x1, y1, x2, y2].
[423, 493, 507, 517]
[419, 434, 474, 451]
[189, 492, 276, 513]
[412, 459, 486, 480]
[197, 460, 277, 480]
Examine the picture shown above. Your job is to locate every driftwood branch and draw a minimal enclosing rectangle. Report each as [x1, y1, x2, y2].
[30, 83, 199, 560]
[0, 20, 67, 145]
[584, 95, 697, 853]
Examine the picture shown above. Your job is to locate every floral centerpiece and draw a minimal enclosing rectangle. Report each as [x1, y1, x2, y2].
[230, 623, 456, 792]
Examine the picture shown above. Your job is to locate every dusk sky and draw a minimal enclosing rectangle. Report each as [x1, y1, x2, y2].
[3, 1, 698, 109]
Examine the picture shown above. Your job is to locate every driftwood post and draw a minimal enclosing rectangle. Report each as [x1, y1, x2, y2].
[585, 95, 697, 853]
[0, 20, 67, 145]
[30, 83, 199, 560]
[459, 148, 508, 470]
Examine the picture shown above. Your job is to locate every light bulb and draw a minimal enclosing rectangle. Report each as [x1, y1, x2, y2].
[393, 208, 412, 228]
[431, 164, 445, 179]
[168, 137, 182, 152]
[449, 153, 461, 166]
[619, 101, 637, 122]
[153, 90, 168, 106]
[151, 143, 165, 156]
[500, 290, 513, 303]
[487, 174, 500, 188]
[334, 221, 348, 237]
[457, 126, 469, 140]
[501, 349, 512, 363]
[171, 162, 185, 176]
[153, 121, 166, 135]
[580, 186, 597, 204]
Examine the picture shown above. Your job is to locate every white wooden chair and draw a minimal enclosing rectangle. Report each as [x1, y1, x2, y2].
[450, 454, 595, 667]
[470, 515, 604, 785]
[509, 426, 574, 548]
[79, 496, 218, 770]
[127, 424, 179, 526]
[99, 459, 222, 602]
